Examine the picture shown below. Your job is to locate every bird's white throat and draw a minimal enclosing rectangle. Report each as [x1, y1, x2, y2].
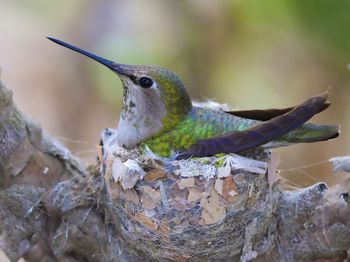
[116, 81, 166, 147]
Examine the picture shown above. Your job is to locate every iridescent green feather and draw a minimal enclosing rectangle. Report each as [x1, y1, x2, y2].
[142, 107, 338, 158]
[142, 107, 257, 157]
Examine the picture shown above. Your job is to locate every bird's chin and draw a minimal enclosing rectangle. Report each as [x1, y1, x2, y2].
[116, 126, 139, 148]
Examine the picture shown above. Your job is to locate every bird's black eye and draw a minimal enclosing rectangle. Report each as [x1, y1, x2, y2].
[139, 77, 153, 88]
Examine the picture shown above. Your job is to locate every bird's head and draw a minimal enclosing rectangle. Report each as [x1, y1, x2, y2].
[48, 37, 192, 146]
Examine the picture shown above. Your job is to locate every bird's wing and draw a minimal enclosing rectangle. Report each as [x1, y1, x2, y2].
[225, 102, 330, 121]
[176, 92, 329, 159]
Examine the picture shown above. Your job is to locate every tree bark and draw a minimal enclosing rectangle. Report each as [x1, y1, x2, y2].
[0, 79, 348, 262]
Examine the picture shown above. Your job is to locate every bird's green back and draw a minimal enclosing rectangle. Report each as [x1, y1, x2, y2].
[142, 107, 257, 157]
[142, 106, 339, 158]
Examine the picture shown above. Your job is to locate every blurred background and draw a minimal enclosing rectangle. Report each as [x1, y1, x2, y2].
[0, 0, 349, 188]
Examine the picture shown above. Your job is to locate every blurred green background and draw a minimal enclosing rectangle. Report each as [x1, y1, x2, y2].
[0, 0, 349, 188]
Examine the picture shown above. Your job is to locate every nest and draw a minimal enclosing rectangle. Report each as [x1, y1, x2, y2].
[100, 129, 278, 261]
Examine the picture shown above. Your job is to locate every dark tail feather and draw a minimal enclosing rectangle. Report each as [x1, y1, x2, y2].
[226, 101, 330, 121]
[177, 92, 333, 159]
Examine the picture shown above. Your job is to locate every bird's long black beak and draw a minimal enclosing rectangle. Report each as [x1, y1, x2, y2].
[47, 37, 132, 76]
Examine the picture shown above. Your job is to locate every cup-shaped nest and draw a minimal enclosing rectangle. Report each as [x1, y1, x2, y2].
[100, 129, 275, 261]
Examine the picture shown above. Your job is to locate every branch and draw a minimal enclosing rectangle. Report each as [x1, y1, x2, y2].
[0, 78, 348, 261]
[0, 79, 142, 261]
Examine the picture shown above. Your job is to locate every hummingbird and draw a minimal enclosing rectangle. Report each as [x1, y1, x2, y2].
[47, 37, 339, 159]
